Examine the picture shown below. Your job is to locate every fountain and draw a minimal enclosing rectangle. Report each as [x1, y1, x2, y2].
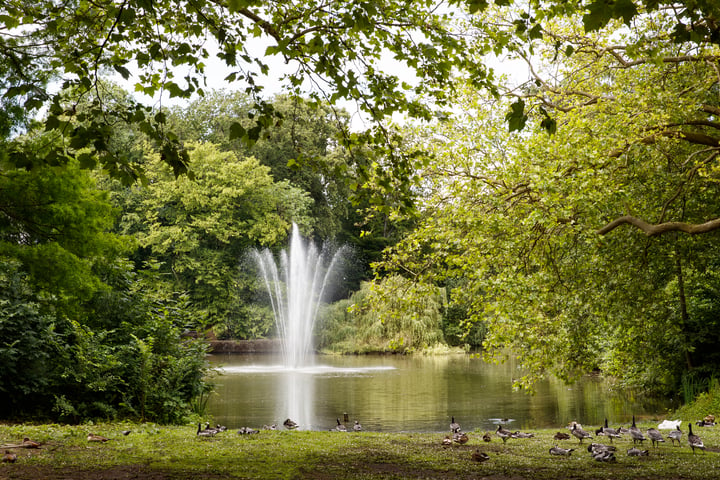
[252, 223, 344, 368]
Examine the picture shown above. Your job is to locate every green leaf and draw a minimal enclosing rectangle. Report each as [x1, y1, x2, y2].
[505, 99, 527, 132]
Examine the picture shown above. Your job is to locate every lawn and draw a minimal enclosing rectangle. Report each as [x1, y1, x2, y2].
[1, 420, 719, 479]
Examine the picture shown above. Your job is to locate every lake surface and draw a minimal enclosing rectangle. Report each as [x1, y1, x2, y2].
[207, 353, 675, 433]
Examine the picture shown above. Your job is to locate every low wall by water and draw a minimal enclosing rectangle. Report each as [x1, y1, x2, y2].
[208, 339, 282, 354]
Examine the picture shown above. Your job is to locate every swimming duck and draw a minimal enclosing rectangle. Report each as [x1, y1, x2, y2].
[453, 432, 469, 444]
[627, 447, 649, 456]
[482, 432, 492, 442]
[629, 415, 646, 445]
[571, 423, 592, 443]
[553, 431, 570, 440]
[688, 423, 706, 454]
[471, 450, 490, 462]
[2, 450, 17, 463]
[646, 428, 665, 448]
[667, 425, 683, 446]
[353, 420, 362, 432]
[283, 418, 299, 430]
[334, 418, 347, 432]
[549, 445, 574, 456]
[450, 416, 461, 433]
[87, 434, 108, 442]
[496, 424, 513, 444]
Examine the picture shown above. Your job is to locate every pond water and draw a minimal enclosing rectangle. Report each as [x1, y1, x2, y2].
[207, 353, 675, 433]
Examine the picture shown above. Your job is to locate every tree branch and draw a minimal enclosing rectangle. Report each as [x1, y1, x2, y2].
[596, 215, 720, 236]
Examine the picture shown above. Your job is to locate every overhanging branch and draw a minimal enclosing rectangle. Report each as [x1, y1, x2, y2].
[596, 215, 720, 236]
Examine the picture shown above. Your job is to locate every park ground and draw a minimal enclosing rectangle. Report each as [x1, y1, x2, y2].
[1, 420, 719, 479]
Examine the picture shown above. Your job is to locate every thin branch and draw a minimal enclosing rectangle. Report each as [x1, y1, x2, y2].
[596, 215, 720, 236]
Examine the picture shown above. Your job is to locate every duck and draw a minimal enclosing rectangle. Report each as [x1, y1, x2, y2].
[571, 423, 592, 443]
[450, 416, 461, 433]
[596, 419, 621, 443]
[237, 427, 259, 435]
[215, 424, 227, 432]
[496, 424, 513, 444]
[688, 423, 706, 454]
[471, 450, 490, 462]
[453, 432, 469, 444]
[667, 425, 683, 446]
[87, 433, 108, 442]
[353, 420, 362, 432]
[629, 415, 646, 445]
[2, 450, 17, 463]
[549, 445, 574, 456]
[334, 418, 347, 432]
[553, 431, 570, 440]
[511, 430, 535, 438]
[21, 437, 41, 448]
[442, 435, 453, 446]
[482, 432, 492, 442]
[196, 423, 216, 437]
[646, 428, 665, 448]
[283, 418, 299, 430]
[627, 446, 649, 456]
[263, 424, 277, 430]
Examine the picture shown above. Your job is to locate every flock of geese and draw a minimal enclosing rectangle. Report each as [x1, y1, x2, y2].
[447, 414, 710, 464]
[196, 416, 363, 437]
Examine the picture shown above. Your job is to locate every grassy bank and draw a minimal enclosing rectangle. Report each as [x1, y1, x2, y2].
[1, 420, 719, 479]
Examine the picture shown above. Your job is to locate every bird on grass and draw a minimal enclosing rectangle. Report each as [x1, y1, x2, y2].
[263, 424, 277, 431]
[588, 443, 616, 454]
[237, 427, 259, 435]
[334, 418, 347, 432]
[667, 425, 683, 446]
[629, 415, 646, 445]
[496, 424, 513, 444]
[571, 423, 592, 444]
[353, 420, 363, 432]
[471, 450, 490, 462]
[688, 424, 706, 454]
[512, 430, 535, 438]
[596, 419, 622, 443]
[87, 434, 108, 442]
[442, 435, 453, 446]
[21, 438, 41, 448]
[450, 417, 461, 434]
[283, 418, 299, 430]
[627, 447, 649, 457]
[2, 450, 17, 463]
[553, 431, 570, 440]
[196, 423, 216, 437]
[453, 432, 469, 444]
[549, 446, 574, 456]
[482, 432, 492, 442]
[646, 428, 665, 448]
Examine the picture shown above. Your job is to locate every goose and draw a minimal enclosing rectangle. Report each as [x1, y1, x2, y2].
[592, 450, 617, 462]
[549, 445, 574, 456]
[667, 425, 683, 446]
[629, 415, 646, 445]
[353, 420, 362, 432]
[215, 424, 227, 432]
[482, 432, 492, 442]
[450, 416, 461, 433]
[471, 450, 490, 462]
[453, 432, 469, 444]
[442, 435, 453, 446]
[627, 446, 649, 456]
[263, 424, 277, 430]
[596, 419, 621, 443]
[511, 430, 535, 438]
[196, 423, 216, 437]
[334, 418, 347, 432]
[496, 424, 513, 444]
[283, 418, 299, 430]
[237, 426, 259, 435]
[646, 428, 665, 448]
[587, 443, 616, 454]
[2, 450, 17, 463]
[553, 431, 570, 440]
[87, 433, 108, 442]
[688, 423, 706, 454]
[571, 423, 592, 443]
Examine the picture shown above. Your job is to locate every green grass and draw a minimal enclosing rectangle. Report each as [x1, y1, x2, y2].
[1, 420, 719, 479]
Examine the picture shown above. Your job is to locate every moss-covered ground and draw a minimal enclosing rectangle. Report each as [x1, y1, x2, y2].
[1, 420, 719, 479]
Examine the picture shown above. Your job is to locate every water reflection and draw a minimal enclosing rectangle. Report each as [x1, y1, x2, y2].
[207, 354, 675, 432]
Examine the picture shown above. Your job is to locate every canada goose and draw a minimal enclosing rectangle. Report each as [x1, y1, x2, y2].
[196, 423, 216, 437]
[2, 450, 17, 463]
[482, 432, 492, 442]
[283, 418, 299, 430]
[263, 424, 277, 430]
[453, 432, 469, 444]
[592, 450, 617, 462]
[450, 416, 461, 433]
[627, 447, 649, 456]
[688, 424, 706, 454]
[629, 415, 646, 445]
[587, 443, 616, 454]
[646, 428, 665, 448]
[471, 450, 490, 462]
[549, 445, 574, 456]
[87, 434, 108, 442]
[512, 431, 535, 438]
[121, 430, 132, 436]
[215, 424, 227, 432]
[553, 431, 570, 440]
[596, 419, 621, 443]
[667, 425, 683, 446]
[496, 424, 512, 444]
[571, 423, 592, 443]
[237, 426, 259, 435]
[334, 418, 347, 432]
[353, 420, 362, 432]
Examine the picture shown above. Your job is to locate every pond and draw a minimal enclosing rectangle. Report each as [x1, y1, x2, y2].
[207, 353, 675, 433]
